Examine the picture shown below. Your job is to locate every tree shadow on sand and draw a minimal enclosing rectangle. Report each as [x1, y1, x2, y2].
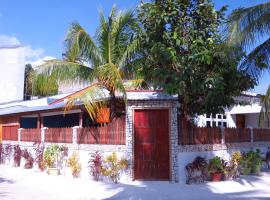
[102, 178, 270, 200]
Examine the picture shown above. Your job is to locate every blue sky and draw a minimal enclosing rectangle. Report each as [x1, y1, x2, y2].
[0, 0, 269, 93]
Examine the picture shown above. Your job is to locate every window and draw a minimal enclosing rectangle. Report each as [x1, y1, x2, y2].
[20, 117, 37, 128]
[204, 113, 228, 128]
[43, 113, 79, 128]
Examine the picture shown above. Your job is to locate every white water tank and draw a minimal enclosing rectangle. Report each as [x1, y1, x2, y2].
[0, 46, 25, 103]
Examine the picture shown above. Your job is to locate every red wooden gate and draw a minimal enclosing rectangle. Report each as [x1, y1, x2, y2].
[134, 109, 170, 180]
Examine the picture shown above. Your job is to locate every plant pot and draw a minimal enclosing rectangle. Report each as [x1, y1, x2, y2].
[72, 172, 79, 178]
[47, 167, 60, 176]
[96, 108, 110, 123]
[210, 172, 223, 182]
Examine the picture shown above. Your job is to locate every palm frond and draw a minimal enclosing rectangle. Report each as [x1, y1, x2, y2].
[111, 10, 137, 64]
[37, 59, 93, 83]
[226, 2, 270, 47]
[66, 22, 103, 66]
[239, 38, 270, 81]
[95, 63, 126, 97]
[96, 9, 112, 63]
[33, 73, 58, 97]
[124, 78, 149, 90]
[117, 37, 140, 69]
[64, 83, 108, 119]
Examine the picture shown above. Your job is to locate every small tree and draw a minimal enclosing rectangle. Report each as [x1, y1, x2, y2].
[137, 0, 255, 118]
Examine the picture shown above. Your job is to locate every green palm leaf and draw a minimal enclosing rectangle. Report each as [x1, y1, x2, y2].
[34, 7, 142, 120]
[227, 2, 270, 47]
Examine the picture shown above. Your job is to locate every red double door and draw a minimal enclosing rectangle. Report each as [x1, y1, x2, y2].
[134, 109, 170, 180]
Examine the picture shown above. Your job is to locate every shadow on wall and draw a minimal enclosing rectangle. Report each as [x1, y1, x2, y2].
[102, 176, 269, 200]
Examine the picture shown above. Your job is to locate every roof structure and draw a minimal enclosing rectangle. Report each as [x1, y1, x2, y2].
[0, 90, 177, 116]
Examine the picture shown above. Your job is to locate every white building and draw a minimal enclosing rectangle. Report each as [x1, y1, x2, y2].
[0, 46, 25, 104]
[196, 92, 263, 128]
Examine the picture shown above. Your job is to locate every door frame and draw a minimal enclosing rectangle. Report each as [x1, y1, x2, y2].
[132, 107, 172, 181]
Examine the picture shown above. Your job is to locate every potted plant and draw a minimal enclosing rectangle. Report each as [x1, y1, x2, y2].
[34, 144, 46, 171]
[208, 156, 225, 182]
[88, 151, 103, 181]
[251, 149, 263, 174]
[21, 149, 34, 169]
[185, 156, 208, 184]
[225, 151, 242, 180]
[67, 151, 82, 178]
[96, 107, 110, 123]
[44, 145, 61, 175]
[101, 152, 128, 183]
[240, 149, 263, 175]
[13, 145, 22, 167]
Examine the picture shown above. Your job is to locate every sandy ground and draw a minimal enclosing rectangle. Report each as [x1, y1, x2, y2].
[1, 165, 270, 200]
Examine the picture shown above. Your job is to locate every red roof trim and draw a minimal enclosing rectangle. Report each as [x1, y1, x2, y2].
[126, 90, 163, 92]
[49, 83, 99, 105]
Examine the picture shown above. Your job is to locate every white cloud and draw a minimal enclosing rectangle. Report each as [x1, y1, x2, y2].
[25, 46, 44, 60]
[0, 35, 20, 47]
[26, 56, 56, 69]
[0, 35, 54, 66]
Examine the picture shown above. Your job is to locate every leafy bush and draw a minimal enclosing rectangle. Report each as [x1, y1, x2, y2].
[232, 151, 242, 164]
[13, 145, 22, 167]
[101, 152, 128, 183]
[21, 149, 34, 169]
[60, 146, 69, 157]
[34, 144, 45, 171]
[4, 144, 12, 164]
[185, 156, 208, 184]
[240, 149, 263, 175]
[225, 151, 242, 179]
[208, 156, 225, 174]
[43, 145, 61, 168]
[88, 151, 103, 181]
[67, 151, 82, 178]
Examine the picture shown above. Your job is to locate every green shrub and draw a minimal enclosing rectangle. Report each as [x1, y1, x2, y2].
[67, 151, 82, 178]
[240, 149, 263, 175]
[43, 145, 61, 168]
[208, 156, 225, 174]
[101, 152, 128, 183]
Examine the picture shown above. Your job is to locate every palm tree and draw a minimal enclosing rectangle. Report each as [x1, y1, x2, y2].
[259, 85, 270, 128]
[226, 2, 270, 81]
[37, 7, 142, 120]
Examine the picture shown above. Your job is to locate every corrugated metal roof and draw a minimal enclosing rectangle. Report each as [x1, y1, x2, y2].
[0, 93, 70, 116]
[0, 91, 177, 116]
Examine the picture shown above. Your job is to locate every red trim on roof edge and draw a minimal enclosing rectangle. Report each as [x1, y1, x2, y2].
[49, 83, 99, 105]
[126, 90, 163, 92]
